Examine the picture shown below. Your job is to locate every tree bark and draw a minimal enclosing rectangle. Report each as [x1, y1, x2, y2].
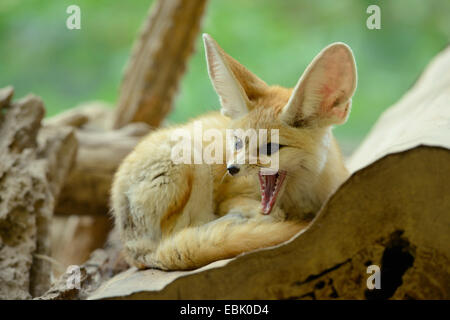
[0, 88, 77, 299]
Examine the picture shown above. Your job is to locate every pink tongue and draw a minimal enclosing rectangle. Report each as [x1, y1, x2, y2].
[263, 174, 277, 210]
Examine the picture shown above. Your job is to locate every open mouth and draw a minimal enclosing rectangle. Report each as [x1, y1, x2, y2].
[258, 170, 287, 215]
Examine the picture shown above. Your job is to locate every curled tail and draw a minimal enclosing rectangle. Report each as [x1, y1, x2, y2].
[141, 216, 307, 270]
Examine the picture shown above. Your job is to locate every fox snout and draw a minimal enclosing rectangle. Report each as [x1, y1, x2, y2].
[227, 164, 240, 176]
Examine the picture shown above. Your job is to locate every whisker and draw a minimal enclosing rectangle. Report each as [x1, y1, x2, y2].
[219, 171, 228, 185]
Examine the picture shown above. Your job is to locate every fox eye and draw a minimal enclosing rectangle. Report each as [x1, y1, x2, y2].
[260, 143, 282, 156]
[234, 137, 243, 150]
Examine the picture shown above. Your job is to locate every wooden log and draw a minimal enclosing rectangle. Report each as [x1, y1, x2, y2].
[53, 117, 150, 216]
[0, 89, 77, 299]
[113, 0, 208, 129]
[88, 48, 450, 300]
[347, 46, 450, 172]
[37, 227, 127, 300]
[50, 215, 113, 278]
[41, 102, 149, 216]
[43, 101, 114, 130]
[0, 86, 14, 109]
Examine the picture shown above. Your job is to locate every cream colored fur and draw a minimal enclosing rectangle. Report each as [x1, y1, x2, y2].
[111, 34, 357, 270]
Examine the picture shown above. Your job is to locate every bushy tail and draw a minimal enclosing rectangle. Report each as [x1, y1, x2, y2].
[144, 217, 308, 270]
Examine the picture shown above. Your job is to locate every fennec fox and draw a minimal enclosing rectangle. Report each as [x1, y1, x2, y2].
[111, 34, 357, 270]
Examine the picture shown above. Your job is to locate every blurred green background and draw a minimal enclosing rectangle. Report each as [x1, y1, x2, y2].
[0, 0, 449, 152]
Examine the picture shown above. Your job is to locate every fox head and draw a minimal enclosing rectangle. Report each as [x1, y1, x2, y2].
[203, 34, 357, 215]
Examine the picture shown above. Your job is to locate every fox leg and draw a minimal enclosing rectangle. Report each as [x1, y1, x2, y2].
[217, 197, 287, 221]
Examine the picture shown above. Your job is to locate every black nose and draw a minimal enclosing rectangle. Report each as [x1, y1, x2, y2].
[227, 165, 240, 176]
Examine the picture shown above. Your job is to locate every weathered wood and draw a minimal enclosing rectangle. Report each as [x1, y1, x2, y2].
[54, 119, 150, 216]
[41, 102, 150, 216]
[113, 0, 208, 129]
[51, 215, 112, 278]
[38, 227, 127, 300]
[0, 86, 14, 109]
[43, 101, 114, 130]
[348, 46, 450, 172]
[29, 126, 78, 297]
[0, 90, 77, 299]
[89, 48, 450, 300]
[0, 93, 44, 299]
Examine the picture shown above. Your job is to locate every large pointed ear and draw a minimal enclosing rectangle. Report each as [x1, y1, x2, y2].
[203, 33, 267, 119]
[280, 43, 357, 127]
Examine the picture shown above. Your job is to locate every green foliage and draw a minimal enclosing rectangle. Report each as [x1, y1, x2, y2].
[0, 0, 448, 150]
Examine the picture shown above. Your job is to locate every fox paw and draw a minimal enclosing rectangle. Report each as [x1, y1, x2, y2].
[257, 205, 286, 221]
